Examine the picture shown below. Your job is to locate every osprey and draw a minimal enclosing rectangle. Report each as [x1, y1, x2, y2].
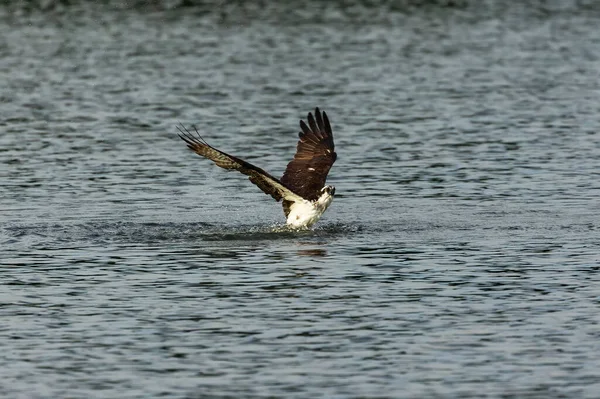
[177, 107, 337, 228]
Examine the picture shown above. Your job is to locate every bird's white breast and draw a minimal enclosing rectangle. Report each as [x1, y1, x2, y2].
[286, 193, 334, 228]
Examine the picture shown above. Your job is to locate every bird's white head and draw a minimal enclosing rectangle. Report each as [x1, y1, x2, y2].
[318, 185, 336, 208]
[322, 185, 336, 196]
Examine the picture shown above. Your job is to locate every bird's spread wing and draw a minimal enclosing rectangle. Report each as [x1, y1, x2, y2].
[281, 108, 337, 201]
[178, 125, 305, 203]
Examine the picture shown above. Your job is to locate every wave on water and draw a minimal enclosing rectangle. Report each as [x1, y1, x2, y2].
[2, 220, 365, 249]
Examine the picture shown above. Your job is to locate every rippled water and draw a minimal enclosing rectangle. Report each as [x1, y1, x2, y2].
[2, 1, 600, 397]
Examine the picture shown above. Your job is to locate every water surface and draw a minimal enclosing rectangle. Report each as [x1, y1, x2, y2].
[1, 1, 600, 398]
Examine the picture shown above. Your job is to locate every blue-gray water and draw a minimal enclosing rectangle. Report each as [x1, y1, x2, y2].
[1, 1, 600, 398]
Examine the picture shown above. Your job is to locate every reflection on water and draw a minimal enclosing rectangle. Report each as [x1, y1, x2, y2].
[2, 1, 600, 398]
[296, 247, 328, 257]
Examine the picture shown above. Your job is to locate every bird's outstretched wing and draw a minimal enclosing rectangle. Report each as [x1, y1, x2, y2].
[178, 125, 304, 203]
[281, 107, 337, 201]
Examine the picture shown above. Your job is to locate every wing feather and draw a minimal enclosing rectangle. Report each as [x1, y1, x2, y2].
[177, 125, 304, 203]
[281, 108, 337, 201]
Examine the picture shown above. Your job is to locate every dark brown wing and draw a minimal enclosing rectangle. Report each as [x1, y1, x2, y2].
[280, 107, 337, 201]
[178, 125, 304, 203]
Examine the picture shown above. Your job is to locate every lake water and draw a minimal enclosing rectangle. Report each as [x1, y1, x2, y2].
[1, 1, 600, 397]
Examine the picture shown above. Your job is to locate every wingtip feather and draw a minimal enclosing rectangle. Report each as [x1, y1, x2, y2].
[323, 111, 332, 136]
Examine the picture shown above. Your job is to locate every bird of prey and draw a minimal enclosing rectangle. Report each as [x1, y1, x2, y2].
[177, 107, 337, 228]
